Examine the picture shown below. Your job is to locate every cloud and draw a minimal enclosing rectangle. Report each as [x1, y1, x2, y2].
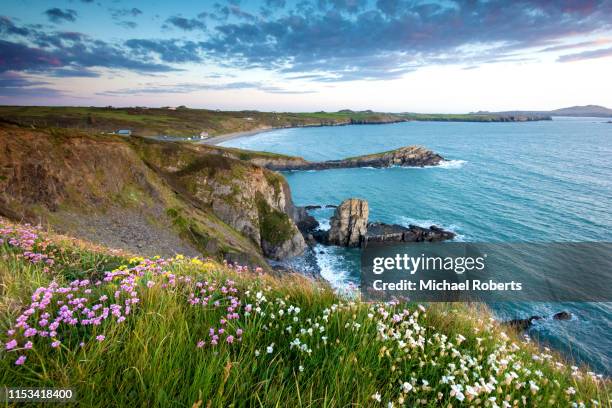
[558, 46, 612, 62]
[541, 38, 612, 52]
[44, 8, 77, 24]
[117, 21, 138, 29]
[199, 0, 612, 81]
[265, 0, 286, 8]
[110, 8, 143, 19]
[98, 81, 315, 96]
[164, 15, 206, 31]
[0, 71, 64, 98]
[125, 39, 203, 63]
[0, 18, 178, 74]
[318, 0, 368, 14]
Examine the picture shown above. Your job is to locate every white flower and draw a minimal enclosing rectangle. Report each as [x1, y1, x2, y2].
[450, 384, 465, 402]
[529, 380, 539, 394]
[267, 344, 274, 354]
[402, 382, 413, 393]
[371, 392, 381, 403]
[566, 386, 576, 395]
[299, 365, 304, 372]
[254, 350, 260, 357]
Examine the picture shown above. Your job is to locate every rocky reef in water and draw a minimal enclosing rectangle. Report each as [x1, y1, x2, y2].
[256, 146, 445, 171]
[304, 198, 455, 248]
[208, 145, 446, 172]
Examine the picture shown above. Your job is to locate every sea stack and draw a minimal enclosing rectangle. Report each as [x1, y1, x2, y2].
[327, 198, 369, 247]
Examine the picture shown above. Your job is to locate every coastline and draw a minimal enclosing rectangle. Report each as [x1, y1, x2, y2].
[201, 126, 278, 145]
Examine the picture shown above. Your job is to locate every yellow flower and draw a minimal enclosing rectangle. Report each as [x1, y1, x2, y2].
[190, 258, 203, 266]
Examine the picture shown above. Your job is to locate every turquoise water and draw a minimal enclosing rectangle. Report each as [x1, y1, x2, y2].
[221, 117, 612, 375]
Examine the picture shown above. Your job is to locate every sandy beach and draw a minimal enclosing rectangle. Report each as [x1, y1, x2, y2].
[200, 126, 279, 145]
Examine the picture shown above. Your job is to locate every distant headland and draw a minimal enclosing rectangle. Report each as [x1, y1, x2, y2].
[1, 104, 609, 143]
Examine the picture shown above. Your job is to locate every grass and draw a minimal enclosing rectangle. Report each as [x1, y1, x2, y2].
[0, 106, 550, 138]
[0, 220, 609, 407]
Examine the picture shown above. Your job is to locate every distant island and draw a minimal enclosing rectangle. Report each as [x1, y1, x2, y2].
[474, 104, 612, 118]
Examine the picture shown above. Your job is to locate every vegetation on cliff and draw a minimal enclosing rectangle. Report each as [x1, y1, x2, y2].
[0, 123, 305, 268]
[0, 220, 609, 406]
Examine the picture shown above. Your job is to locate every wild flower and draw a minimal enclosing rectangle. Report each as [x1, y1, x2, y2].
[15, 355, 26, 365]
[5, 339, 17, 350]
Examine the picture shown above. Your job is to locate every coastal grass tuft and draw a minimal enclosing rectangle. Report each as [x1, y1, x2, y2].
[256, 193, 294, 246]
[0, 221, 610, 407]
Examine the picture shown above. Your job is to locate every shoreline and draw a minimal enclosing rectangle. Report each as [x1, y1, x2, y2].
[201, 126, 278, 145]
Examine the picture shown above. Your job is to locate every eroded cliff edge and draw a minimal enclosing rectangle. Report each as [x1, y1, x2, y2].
[0, 124, 306, 268]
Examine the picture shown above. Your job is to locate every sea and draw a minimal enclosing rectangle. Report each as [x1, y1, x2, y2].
[221, 116, 612, 375]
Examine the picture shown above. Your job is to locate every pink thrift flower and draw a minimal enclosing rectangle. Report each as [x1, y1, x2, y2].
[236, 329, 243, 337]
[24, 341, 33, 350]
[96, 335, 105, 342]
[5, 339, 17, 350]
[197, 340, 205, 348]
[51, 340, 60, 348]
[15, 355, 26, 365]
[226, 335, 234, 344]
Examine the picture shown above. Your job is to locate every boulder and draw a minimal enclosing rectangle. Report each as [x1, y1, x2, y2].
[553, 311, 572, 320]
[327, 198, 369, 247]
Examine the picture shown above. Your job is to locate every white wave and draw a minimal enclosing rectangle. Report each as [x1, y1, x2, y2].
[437, 159, 467, 169]
[317, 219, 331, 230]
[315, 245, 351, 289]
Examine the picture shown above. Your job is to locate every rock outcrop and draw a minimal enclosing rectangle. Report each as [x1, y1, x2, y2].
[505, 311, 573, 331]
[363, 222, 456, 247]
[327, 199, 369, 247]
[312, 199, 456, 248]
[256, 146, 444, 171]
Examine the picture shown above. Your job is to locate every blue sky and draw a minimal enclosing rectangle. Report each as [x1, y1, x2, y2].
[1, 0, 612, 111]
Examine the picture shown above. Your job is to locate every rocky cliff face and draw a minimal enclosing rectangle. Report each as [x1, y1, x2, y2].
[132, 139, 307, 260]
[0, 125, 306, 266]
[327, 199, 369, 247]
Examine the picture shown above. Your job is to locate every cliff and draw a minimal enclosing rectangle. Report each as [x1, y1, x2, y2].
[0, 124, 305, 267]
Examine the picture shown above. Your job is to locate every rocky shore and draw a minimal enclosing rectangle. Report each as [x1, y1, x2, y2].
[257, 146, 445, 171]
[301, 198, 455, 248]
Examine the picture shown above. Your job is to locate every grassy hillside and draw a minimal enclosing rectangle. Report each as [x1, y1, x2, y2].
[1, 220, 609, 407]
[0, 124, 310, 269]
[0, 106, 549, 138]
[0, 106, 403, 137]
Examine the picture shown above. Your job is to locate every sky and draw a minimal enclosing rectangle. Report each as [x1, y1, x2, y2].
[1, 0, 612, 112]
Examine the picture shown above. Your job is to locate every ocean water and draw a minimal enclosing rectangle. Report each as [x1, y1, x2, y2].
[221, 117, 612, 375]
